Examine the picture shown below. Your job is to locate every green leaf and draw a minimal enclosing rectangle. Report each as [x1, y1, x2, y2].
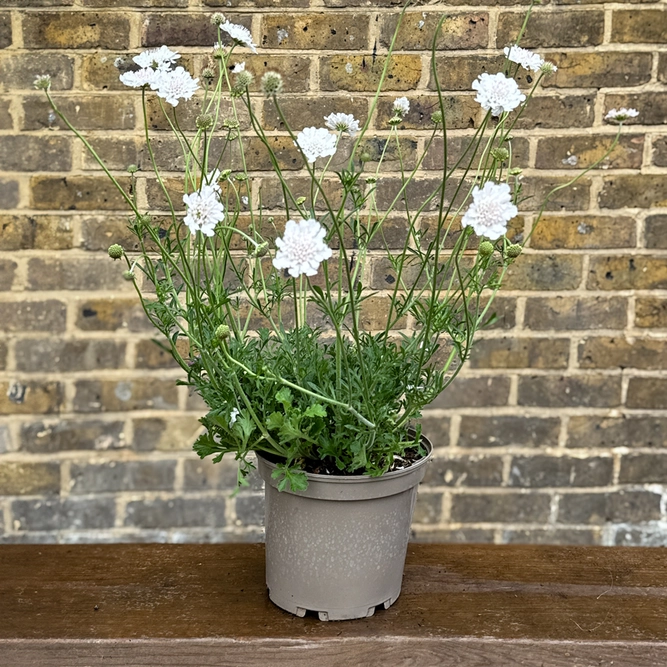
[304, 404, 327, 418]
[275, 387, 293, 410]
[266, 412, 284, 430]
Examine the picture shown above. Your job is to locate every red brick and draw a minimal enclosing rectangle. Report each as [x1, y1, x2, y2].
[22, 12, 130, 49]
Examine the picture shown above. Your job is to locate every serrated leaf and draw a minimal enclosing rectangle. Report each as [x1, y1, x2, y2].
[304, 404, 327, 418]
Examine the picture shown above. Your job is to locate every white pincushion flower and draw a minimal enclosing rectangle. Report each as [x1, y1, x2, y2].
[231, 62, 246, 73]
[504, 45, 544, 73]
[120, 67, 161, 89]
[472, 72, 526, 116]
[393, 96, 410, 117]
[605, 108, 639, 123]
[133, 46, 180, 72]
[229, 408, 239, 426]
[461, 181, 518, 240]
[295, 127, 338, 164]
[220, 21, 257, 53]
[273, 218, 333, 278]
[206, 168, 222, 193]
[324, 112, 360, 137]
[156, 67, 199, 106]
[183, 184, 225, 237]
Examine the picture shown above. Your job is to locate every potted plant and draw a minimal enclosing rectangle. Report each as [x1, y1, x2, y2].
[35, 7, 636, 621]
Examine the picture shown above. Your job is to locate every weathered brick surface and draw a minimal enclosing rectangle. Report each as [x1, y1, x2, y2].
[22, 12, 131, 49]
[1, 0, 666, 547]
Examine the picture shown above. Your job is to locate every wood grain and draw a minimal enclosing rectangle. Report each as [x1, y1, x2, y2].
[1, 544, 666, 665]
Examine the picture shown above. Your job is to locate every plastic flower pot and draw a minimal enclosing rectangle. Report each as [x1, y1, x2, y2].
[256, 436, 432, 621]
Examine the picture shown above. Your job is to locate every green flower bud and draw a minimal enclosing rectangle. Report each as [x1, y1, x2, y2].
[296, 196, 307, 206]
[365, 176, 378, 184]
[490, 147, 510, 162]
[122, 270, 135, 281]
[220, 169, 232, 180]
[108, 244, 124, 260]
[222, 118, 240, 130]
[508, 167, 523, 176]
[210, 12, 226, 26]
[250, 242, 269, 258]
[215, 324, 231, 341]
[260, 71, 284, 97]
[478, 241, 495, 257]
[388, 115, 403, 127]
[430, 110, 443, 125]
[201, 67, 216, 82]
[236, 71, 254, 89]
[506, 244, 523, 258]
[359, 151, 372, 163]
[126, 164, 139, 174]
[196, 114, 215, 131]
[234, 173, 247, 182]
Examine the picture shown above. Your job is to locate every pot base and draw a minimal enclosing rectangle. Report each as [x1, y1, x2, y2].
[268, 588, 399, 621]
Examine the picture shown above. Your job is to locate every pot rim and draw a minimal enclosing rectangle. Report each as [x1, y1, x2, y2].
[256, 432, 433, 486]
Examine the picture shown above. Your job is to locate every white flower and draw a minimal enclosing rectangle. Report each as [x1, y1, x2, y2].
[461, 181, 518, 240]
[504, 45, 544, 73]
[273, 218, 333, 278]
[119, 67, 161, 89]
[472, 72, 525, 116]
[393, 96, 410, 117]
[241, 196, 249, 206]
[133, 45, 180, 72]
[605, 108, 639, 123]
[33, 74, 51, 90]
[220, 21, 257, 53]
[156, 67, 199, 106]
[324, 112, 360, 137]
[229, 408, 239, 426]
[295, 127, 337, 164]
[231, 62, 246, 73]
[183, 184, 225, 237]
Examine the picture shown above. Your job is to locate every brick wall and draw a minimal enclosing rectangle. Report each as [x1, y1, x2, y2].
[0, 0, 666, 546]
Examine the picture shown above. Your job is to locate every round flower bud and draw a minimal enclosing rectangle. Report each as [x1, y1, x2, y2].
[108, 244, 124, 260]
[33, 75, 52, 91]
[490, 147, 510, 162]
[478, 241, 495, 257]
[126, 164, 139, 174]
[508, 167, 523, 176]
[122, 270, 135, 281]
[222, 118, 240, 130]
[215, 324, 231, 341]
[250, 242, 269, 258]
[365, 176, 378, 184]
[539, 61, 557, 77]
[236, 71, 254, 89]
[212, 42, 226, 59]
[260, 71, 284, 97]
[234, 173, 247, 181]
[359, 151, 372, 163]
[211, 13, 226, 26]
[388, 115, 403, 127]
[201, 67, 216, 82]
[220, 169, 232, 180]
[196, 114, 215, 131]
[296, 196, 307, 206]
[506, 244, 523, 258]
[431, 110, 443, 125]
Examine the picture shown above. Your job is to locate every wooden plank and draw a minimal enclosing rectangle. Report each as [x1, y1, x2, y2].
[3, 638, 667, 667]
[0, 543, 666, 658]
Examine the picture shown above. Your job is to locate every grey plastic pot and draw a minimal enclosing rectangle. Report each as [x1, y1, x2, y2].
[256, 437, 432, 621]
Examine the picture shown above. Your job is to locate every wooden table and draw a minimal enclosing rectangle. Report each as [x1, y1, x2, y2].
[1, 544, 666, 666]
